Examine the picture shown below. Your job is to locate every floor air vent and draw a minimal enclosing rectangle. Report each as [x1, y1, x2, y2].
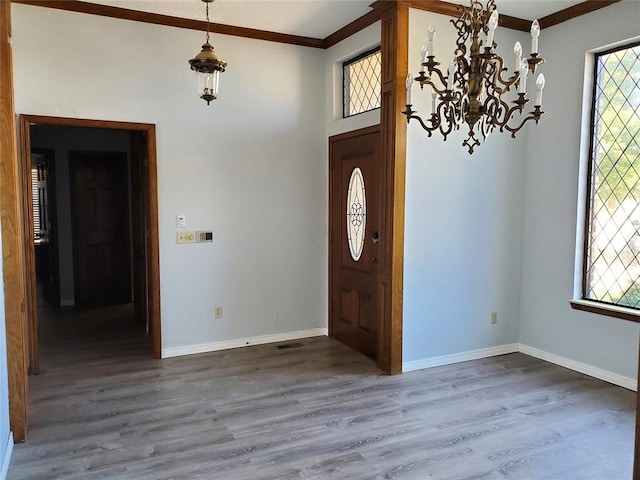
[277, 342, 304, 350]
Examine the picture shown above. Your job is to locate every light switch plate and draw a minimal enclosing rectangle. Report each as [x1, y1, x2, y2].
[177, 231, 195, 244]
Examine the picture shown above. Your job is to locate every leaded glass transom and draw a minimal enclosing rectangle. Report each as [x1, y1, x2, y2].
[347, 167, 366, 261]
[343, 47, 381, 118]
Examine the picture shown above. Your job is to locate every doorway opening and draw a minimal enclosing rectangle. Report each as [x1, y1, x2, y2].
[18, 116, 161, 381]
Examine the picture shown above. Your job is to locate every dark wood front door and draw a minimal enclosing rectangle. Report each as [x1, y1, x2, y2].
[329, 126, 382, 360]
[70, 151, 131, 307]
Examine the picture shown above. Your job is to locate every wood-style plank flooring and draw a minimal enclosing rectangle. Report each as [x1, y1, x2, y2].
[9, 304, 636, 479]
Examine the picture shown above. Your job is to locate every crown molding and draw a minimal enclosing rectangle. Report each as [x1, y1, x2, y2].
[539, 0, 620, 29]
[11, 0, 325, 48]
[10, 0, 624, 50]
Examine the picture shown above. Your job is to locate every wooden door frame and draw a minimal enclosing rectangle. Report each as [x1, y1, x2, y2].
[1, 0, 29, 443]
[19, 114, 161, 357]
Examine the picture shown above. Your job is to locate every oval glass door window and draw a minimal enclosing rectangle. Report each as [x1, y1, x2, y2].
[347, 167, 366, 261]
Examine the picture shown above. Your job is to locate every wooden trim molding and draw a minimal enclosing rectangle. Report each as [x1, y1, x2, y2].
[18, 114, 37, 376]
[11, 0, 324, 48]
[402, 0, 531, 31]
[323, 9, 380, 49]
[569, 299, 640, 324]
[377, 1, 407, 375]
[0, 0, 29, 443]
[539, 1, 621, 29]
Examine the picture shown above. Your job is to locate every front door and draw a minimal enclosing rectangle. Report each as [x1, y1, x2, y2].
[329, 126, 382, 360]
[70, 151, 131, 307]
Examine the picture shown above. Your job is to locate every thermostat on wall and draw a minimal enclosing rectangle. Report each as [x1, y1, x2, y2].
[196, 231, 213, 243]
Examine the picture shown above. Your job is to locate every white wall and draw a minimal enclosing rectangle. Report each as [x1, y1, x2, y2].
[12, 4, 327, 352]
[30, 126, 131, 306]
[325, 22, 381, 138]
[403, 9, 529, 366]
[519, 1, 640, 380]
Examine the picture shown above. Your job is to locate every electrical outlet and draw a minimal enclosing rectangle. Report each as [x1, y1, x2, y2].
[177, 231, 196, 244]
[176, 214, 186, 228]
[491, 311, 498, 325]
[214, 306, 223, 318]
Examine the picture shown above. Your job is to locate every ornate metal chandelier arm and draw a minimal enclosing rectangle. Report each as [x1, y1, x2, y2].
[406, 113, 437, 136]
[420, 66, 449, 92]
[485, 57, 518, 94]
[438, 102, 460, 140]
[499, 99, 527, 129]
[501, 107, 545, 137]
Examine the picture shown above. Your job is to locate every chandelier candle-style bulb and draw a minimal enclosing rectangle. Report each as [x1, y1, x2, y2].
[531, 19, 540, 54]
[514, 42, 522, 71]
[536, 73, 545, 106]
[427, 25, 436, 57]
[406, 74, 413, 104]
[518, 64, 528, 94]
[421, 44, 429, 70]
[486, 10, 498, 48]
[447, 61, 456, 90]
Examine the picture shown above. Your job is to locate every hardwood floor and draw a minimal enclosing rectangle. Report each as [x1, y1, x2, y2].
[9, 306, 635, 479]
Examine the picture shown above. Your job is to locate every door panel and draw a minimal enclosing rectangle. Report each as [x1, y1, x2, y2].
[130, 131, 149, 330]
[329, 127, 382, 360]
[70, 151, 131, 307]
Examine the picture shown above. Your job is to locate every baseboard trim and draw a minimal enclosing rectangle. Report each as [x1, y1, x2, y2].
[162, 328, 329, 358]
[402, 342, 637, 391]
[402, 344, 520, 372]
[0, 433, 14, 480]
[518, 343, 637, 391]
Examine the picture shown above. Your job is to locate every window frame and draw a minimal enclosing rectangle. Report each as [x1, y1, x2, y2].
[571, 40, 640, 322]
[342, 46, 382, 119]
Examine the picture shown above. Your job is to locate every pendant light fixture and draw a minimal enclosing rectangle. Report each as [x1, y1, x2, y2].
[189, 0, 226, 105]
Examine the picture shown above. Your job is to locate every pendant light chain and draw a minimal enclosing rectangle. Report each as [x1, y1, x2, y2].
[205, 0, 210, 44]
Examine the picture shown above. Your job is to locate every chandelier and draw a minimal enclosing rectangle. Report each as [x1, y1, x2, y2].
[188, 0, 226, 105]
[403, 0, 546, 154]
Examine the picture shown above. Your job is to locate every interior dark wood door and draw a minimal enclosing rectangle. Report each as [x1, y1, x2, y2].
[130, 131, 148, 330]
[70, 151, 131, 307]
[329, 126, 382, 360]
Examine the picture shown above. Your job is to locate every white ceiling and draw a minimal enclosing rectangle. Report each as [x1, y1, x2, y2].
[85, 0, 588, 38]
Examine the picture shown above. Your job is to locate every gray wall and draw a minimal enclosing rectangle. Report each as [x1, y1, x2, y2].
[403, 9, 528, 366]
[519, 1, 640, 380]
[12, 5, 327, 353]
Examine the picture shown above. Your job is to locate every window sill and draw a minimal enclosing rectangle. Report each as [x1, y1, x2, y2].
[570, 299, 640, 324]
